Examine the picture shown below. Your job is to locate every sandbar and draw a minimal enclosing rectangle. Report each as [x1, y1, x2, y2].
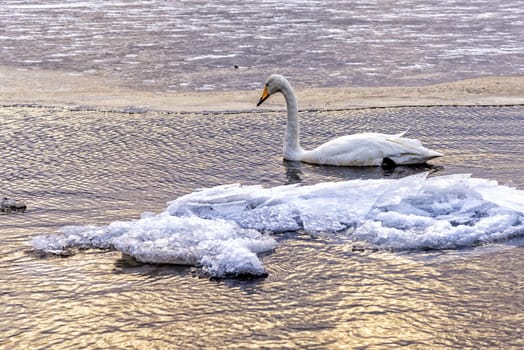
[1, 66, 523, 113]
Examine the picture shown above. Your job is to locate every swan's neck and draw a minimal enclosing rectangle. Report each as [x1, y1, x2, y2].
[281, 84, 304, 160]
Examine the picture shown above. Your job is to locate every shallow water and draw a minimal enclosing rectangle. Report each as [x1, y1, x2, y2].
[1, 0, 523, 91]
[1, 105, 524, 348]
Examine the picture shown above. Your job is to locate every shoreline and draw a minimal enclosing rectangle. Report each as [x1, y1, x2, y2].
[1, 66, 523, 113]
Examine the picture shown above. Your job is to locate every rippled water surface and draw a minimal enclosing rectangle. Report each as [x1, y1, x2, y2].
[1, 0, 523, 91]
[1, 106, 524, 349]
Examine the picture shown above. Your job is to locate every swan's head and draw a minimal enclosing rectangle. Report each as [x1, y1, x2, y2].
[256, 74, 290, 107]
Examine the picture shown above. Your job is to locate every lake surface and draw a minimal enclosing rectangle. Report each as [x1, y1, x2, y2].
[1, 105, 523, 348]
[1, 0, 523, 91]
[1, 0, 524, 348]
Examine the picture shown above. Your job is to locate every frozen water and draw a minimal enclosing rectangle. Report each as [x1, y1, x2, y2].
[169, 173, 524, 249]
[32, 214, 277, 277]
[32, 173, 524, 276]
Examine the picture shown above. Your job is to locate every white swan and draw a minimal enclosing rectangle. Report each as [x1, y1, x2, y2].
[257, 74, 443, 166]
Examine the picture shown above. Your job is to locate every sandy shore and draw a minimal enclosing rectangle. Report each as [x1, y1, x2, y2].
[1, 66, 523, 113]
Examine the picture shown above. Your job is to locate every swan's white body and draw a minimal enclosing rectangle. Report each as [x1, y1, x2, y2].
[257, 74, 443, 166]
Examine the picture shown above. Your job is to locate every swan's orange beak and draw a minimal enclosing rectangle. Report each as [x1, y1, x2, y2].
[257, 85, 271, 107]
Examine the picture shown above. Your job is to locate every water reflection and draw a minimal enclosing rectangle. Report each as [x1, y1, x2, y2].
[283, 160, 441, 184]
[2, 106, 524, 349]
[112, 254, 197, 277]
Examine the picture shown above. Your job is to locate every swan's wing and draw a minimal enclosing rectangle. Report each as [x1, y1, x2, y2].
[385, 136, 443, 164]
[394, 127, 410, 138]
[302, 133, 442, 166]
[303, 133, 391, 166]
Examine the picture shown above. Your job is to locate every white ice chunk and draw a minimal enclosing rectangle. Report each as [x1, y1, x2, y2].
[168, 173, 430, 234]
[32, 173, 524, 276]
[167, 173, 524, 249]
[32, 213, 277, 277]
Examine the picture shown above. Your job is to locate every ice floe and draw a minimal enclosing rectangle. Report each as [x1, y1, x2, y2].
[32, 173, 524, 277]
[167, 172, 524, 249]
[32, 214, 277, 278]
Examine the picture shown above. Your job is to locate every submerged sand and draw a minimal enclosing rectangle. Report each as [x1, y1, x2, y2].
[1, 66, 523, 112]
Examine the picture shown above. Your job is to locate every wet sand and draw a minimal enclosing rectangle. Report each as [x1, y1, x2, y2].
[1, 66, 523, 112]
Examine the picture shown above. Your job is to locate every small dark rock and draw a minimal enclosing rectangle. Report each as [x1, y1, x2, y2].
[1, 197, 27, 213]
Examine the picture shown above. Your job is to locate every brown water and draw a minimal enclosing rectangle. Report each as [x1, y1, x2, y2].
[1, 105, 523, 349]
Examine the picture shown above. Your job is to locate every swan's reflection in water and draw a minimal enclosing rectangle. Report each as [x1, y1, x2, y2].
[283, 160, 442, 184]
